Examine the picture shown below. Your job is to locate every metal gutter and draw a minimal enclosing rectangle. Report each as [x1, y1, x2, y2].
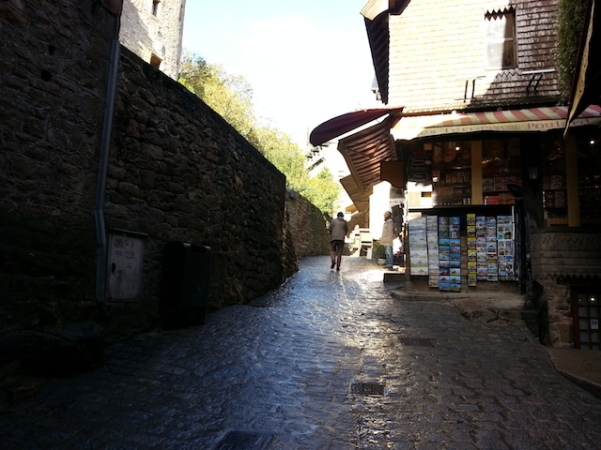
[94, 39, 121, 304]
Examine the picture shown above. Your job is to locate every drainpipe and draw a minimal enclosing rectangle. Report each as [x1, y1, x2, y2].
[94, 38, 121, 304]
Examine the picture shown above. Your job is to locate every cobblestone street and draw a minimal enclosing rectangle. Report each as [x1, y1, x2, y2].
[2, 256, 601, 449]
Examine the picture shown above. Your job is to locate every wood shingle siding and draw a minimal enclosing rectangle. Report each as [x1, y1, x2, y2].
[388, 0, 560, 113]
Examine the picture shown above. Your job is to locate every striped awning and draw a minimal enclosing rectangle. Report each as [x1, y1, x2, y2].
[437, 105, 601, 126]
[338, 117, 396, 193]
[393, 105, 601, 140]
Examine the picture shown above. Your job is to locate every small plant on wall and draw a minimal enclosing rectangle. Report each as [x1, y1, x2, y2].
[556, 0, 588, 99]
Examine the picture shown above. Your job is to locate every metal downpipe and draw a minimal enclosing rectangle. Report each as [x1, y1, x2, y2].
[94, 39, 120, 304]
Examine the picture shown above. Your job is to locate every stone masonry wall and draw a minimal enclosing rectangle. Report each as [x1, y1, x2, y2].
[109, 47, 294, 321]
[0, 0, 119, 220]
[285, 193, 330, 259]
[0, 0, 120, 340]
[119, 0, 185, 79]
[531, 230, 601, 347]
[0, 0, 311, 346]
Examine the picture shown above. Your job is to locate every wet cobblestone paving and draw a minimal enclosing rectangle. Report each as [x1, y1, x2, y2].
[2, 256, 601, 449]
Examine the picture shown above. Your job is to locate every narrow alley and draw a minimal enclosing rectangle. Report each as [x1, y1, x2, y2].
[2, 256, 601, 449]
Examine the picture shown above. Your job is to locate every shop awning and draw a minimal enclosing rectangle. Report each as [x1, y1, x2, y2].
[338, 117, 397, 193]
[309, 108, 403, 211]
[566, 0, 601, 130]
[380, 161, 405, 188]
[340, 175, 372, 211]
[309, 107, 403, 146]
[392, 105, 601, 140]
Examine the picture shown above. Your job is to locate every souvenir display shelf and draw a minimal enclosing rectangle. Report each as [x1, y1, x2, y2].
[408, 205, 517, 291]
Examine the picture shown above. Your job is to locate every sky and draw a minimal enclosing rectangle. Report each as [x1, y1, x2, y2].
[181, 0, 378, 148]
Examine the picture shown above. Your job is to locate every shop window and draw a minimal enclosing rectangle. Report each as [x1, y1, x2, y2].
[541, 136, 567, 225]
[577, 134, 601, 224]
[485, 9, 517, 70]
[429, 138, 522, 207]
[482, 138, 521, 205]
[431, 141, 472, 206]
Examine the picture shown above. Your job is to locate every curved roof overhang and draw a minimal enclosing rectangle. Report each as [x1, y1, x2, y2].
[337, 117, 397, 193]
[310, 107, 404, 211]
[309, 107, 403, 146]
[360, 0, 410, 105]
[566, 0, 601, 131]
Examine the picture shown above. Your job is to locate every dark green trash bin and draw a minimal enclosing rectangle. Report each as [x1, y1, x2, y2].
[160, 241, 211, 327]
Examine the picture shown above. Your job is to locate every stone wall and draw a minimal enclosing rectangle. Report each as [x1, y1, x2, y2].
[109, 47, 295, 318]
[0, 0, 119, 220]
[0, 0, 119, 339]
[0, 0, 322, 346]
[285, 193, 330, 259]
[531, 229, 601, 347]
[119, 0, 185, 79]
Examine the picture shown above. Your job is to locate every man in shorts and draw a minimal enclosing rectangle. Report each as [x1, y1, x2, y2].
[329, 212, 348, 271]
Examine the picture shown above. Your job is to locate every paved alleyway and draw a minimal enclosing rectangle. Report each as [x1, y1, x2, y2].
[2, 256, 601, 449]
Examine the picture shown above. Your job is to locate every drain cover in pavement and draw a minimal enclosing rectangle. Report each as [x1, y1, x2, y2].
[350, 382, 385, 396]
[214, 431, 275, 450]
[398, 337, 435, 347]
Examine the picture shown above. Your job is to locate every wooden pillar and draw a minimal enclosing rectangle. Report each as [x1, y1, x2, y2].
[565, 136, 581, 227]
[471, 140, 483, 205]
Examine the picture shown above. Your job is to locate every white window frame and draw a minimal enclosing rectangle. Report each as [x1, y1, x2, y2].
[485, 9, 517, 70]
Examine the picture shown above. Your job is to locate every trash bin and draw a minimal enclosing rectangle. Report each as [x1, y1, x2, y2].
[159, 241, 211, 328]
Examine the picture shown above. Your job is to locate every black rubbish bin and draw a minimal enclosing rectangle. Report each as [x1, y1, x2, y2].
[160, 241, 211, 328]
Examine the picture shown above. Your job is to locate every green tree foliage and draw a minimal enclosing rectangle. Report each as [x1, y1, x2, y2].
[178, 53, 340, 214]
[249, 126, 307, 188]
[299, 167, 341, 215]
[179, 54, 256, 137]
[556, 0, 588, 99]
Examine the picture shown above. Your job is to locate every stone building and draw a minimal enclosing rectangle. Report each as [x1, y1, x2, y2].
[119, 0, 186, 79]
[311, 0, 601, 349]
[0, 0, 328, 364]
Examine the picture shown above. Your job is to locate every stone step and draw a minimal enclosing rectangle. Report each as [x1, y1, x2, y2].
[383, 272, 404, 284]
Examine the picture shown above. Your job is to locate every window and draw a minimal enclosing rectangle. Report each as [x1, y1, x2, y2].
[571, 289, 601, 350]
[577, 134, 601, 223]
[152, 0, 161, 17]
[429, 138, 522, 207]
[485, 9, 516, 69]
[430, 141, 473, 206]
[150, 54, 162, 69]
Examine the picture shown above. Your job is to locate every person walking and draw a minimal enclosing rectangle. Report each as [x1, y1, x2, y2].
[329, 212, 348, 271]
[381, 211, 395, 269]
